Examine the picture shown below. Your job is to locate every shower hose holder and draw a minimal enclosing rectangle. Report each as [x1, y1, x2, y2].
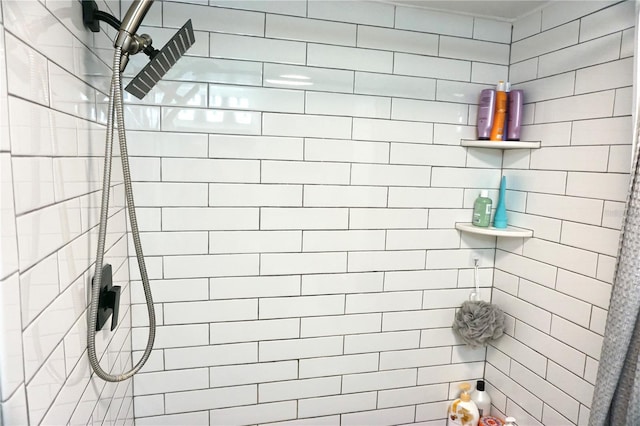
[92, 264, 121, 332]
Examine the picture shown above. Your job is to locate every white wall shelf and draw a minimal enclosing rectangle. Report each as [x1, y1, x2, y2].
[461, 140, 541, 149]
[456, 223, 533, 238]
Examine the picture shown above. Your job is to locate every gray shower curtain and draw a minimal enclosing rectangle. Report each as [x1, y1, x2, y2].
[589, 127, 640, 424]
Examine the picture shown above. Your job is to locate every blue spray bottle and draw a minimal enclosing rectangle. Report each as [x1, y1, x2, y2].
[493, 176, 508, 229]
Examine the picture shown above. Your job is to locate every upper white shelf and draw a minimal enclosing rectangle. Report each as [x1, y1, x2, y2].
[461, 140, 541, 149]
[456, 223, 533, 238]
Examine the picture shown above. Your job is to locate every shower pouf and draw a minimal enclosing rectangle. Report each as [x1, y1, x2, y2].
[452, 300, 506, 347]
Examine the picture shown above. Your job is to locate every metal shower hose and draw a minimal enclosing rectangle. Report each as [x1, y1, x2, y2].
[88, 46, 156, 382]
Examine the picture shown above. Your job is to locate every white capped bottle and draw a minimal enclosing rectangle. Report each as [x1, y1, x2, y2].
[472, 380, 491, 417]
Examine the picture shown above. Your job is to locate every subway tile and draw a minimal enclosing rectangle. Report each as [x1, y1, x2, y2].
[164, 253, 259, 278]
[126, 131, 207, 157]
[524, 238, 598, 277]
[342, 406, 415, 426]
[165, 1, 263, 35]
[590, 306, 608, 335]
[580, 0, 634, 42]
[493, 289, 551, 333]
[266, 14, 355, 45]
[471, 62, 508, 85]
[19, 253, 59, 326]
[301, 313, 380, 337]
[432, 167, 502, 189]
[133, 182, 208, 207]
[210, 401, 297, 425]
[614, 86, 633, 115]
[510, 361, 579, 422]
[597, 254, 617, 283]
[163, 299, 257, 324]
[415, 401, 451, 422]
[556, 269, 612, 310]
[307, 91, 390, 119]
[133, 368, 209, 395]
[259, 294, 344, 319]
[436, 80, 491, 105]
[530, 146, 608, 172]
[608, 144, 632, 173]
[492, 333, 547, 377]
[392, 98, 469, 124]
[308, 0, 394, 27]
[302, 272, 383, 295]
[165, 384, 256, 413]
[161, 107, 261, 135]
[344, 330, 420, 353]
[5, 33, 50, 106]
[346, 291, 422, 314]
[534, 91, 615, 124]
[209, 183, 302, 207]
[50, 64, 96, 122]
[262, 160, 350, 185]
[348, 250, 426, 273]
[509, 58, 539, 84]
[584, 357, 599, 385]
[521, 122, 571, 147]
[303, 230, 385, 252]
[357, 25, 438, 55]
[26, 345, 66, 425]
[209, 0, 307, 16]
[165, 56, 263, 86]
[538, 33, 621, 78]
[209, 84, 304, 113]
[298, 391, 377, 418]
[134, 231, 208, 256]
[211, 318, 299, 344]
[503, 399, 543, 426]
[621, 28, 635, 58]
[395, 6, 473, 37]
[261, 207, 348, 230]
[378, 383, 448, 409]
[440, 36, 509, 65]
[264, 63, 353, 94]
[210, 360, 298, 387]
[305, 138, 389, 164]
[514, 72, 575, 103]
[512, 11, 542, 42]
[417, 362, 484, 385]
[304, 185, 388, 208]
[123, 80, 207, 107]
[515, 321, 586, 376]
[260, 376, 341, 403]
[352, 118, 433, 144]
[163, 207, 259, 230]
[603, 200, 626, 230]
[343, 369, 416, 393]
[352, 163, 430, 187]
[520, 279, 592, 327]
[263, 113, 352, 139]
[299, 353, 379, 378]
[385, 270, 458, 291]
[380, 346, 451, 370]
[210, 275, 300, 299]
[164, 342, 257, 369]
[0, 273, 23, 399]
[210, 33, 305, 64]
[307, 44, 393, 73]
[484, 364, 543, 420]
[575, 58, 633, 95]
[133, 395, 164, 418]
[527, 193, 603, 225]
[260, 252, 347, 275]
[355, 72, 435, 100]
[487, 346, 511, 375]
[210, 230, 301, 254]
[388, 187, 464, 208]
[511, 21, 579, 63]
[426, 248, 495, 270]
[136, 412, 209, 426]
[259, 336, 343, 362]
[551, 316, 604, 360]
[210, 135, 303, 161]
[12, 157, 54, 214]
[541, 1, 614, 31]
[382, 308, 454, 332]
[473, 18, 512, 43]
[394, 53, 471, 81]
[561, 222, 620, 257]
[566, 172, 629, 202]
[349, 208, 428, 229]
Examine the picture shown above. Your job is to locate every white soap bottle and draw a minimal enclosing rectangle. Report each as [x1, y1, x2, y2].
[472, 380, 491, 417]
[504, 417, 517, 426]
[447, 382, 480, 426]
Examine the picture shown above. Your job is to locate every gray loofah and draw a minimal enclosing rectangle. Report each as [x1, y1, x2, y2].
[452, 300, 506, 347]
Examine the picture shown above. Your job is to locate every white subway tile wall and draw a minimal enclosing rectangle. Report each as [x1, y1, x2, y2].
[0, 0, 135, 425]
[121, 0, 513, 424]
[487, 2, 631, 425]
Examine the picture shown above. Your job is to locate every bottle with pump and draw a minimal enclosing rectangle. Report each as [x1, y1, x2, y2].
[476, 89, 496, 140]
[448, 382, 480, 426]
[504, 417, 517, 426]
[472, 380, 491, 418]
[490, 81, 507, 141]
[472, 190, 492, 227]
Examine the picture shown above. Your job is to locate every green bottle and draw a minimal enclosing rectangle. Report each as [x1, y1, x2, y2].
[472, 190, 492, 227]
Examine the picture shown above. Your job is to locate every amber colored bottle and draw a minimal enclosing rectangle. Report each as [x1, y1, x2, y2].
[490, 80, 507, 141]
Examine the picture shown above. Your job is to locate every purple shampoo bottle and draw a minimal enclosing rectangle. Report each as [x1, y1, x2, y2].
[476, 89, 496, 140]
[507, 89, 523, 140]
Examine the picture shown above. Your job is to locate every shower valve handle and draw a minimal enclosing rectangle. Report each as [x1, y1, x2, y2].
[93, 264, 122, 332]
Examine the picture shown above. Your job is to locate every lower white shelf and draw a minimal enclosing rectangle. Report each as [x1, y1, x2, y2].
[455, 223, 533, 238]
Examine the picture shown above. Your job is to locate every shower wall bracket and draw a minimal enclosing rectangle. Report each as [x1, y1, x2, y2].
[92, 264, 121, 332]
[82, 0, 122, 33]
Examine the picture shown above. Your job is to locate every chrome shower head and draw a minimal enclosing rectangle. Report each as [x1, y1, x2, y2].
[125, 19, 195, 99]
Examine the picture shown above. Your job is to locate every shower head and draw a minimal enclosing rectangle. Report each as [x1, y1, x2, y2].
[125, 19, 195, 99]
